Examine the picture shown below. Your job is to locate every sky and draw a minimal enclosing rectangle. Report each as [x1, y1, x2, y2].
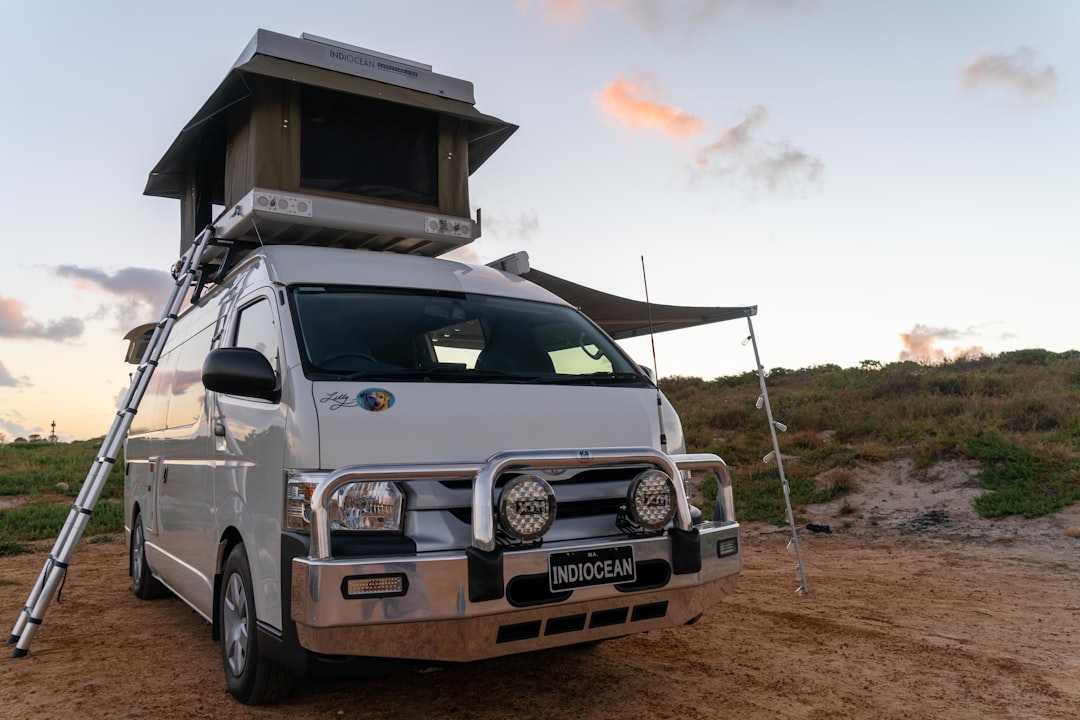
[0, 0, 1077, 441]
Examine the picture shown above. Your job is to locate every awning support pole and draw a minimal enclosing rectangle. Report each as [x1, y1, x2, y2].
[745, 313, 810, 596]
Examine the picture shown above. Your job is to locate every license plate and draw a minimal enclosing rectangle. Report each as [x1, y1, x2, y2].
[549, 546, 636, 592]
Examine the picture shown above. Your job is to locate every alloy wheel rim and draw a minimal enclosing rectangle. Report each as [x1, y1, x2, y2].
[222, 572, 249, 676]
[132, 524, 145, 588]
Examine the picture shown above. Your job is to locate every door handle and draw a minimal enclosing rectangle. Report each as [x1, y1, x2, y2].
[214, 420, 226, 437]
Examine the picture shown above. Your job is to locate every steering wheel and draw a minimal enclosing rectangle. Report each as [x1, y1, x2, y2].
[578, 332, 604, 360]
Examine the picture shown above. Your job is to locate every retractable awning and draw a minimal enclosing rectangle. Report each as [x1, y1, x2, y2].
[522, 268, 756, 340]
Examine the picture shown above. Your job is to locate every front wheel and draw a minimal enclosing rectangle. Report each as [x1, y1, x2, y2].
[130, 513, 167, 600]
[220, 543, 294, 705]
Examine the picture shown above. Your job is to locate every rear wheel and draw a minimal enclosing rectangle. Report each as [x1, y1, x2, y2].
[130, 513, 167, 599]
[220, 543, 294, 705]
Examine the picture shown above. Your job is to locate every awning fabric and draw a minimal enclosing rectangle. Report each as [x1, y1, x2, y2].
[523, 268, 756, 339]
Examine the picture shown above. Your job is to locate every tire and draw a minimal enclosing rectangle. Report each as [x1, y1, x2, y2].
[220, 543, 294, 705]
[130, 513, 168, 600]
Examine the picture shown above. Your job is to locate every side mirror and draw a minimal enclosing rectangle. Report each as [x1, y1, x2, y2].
[202, 348, 280, 402]
[639, 365, 657, 383]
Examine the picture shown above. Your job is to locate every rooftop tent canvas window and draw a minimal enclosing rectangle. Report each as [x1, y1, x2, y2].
[299, 86, 438, 206]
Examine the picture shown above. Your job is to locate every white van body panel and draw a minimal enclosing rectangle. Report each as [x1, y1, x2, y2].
[313, 382, 663, 467]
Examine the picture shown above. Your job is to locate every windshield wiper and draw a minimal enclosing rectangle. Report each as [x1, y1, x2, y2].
[525, 371, 646, 385]
[340, 366, 528, 383]
[334, 367, 645, 385]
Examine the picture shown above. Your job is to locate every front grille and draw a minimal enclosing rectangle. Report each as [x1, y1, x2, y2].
[439, 466, 649, 490]
[545, 614, 587, 635]
[506, 573, 572, 607]
[494, 601, 671, 644]
[589, 607, 629, 628]
[496, 620, 542, 644]
[448, 497, 626, 526]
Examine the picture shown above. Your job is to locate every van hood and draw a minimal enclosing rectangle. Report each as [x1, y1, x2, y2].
[312, 382, 665, 468]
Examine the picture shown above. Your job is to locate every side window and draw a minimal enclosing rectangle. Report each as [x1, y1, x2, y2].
[166, 325, 214, 428]
[233, 298, 280, 372]
[128, 358, 174, 435]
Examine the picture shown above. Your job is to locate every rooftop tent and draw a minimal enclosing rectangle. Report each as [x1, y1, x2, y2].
[521, 267, 756, 339]
[145, 30, 517, 256]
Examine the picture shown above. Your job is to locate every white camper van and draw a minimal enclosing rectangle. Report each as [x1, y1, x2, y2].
[120, 30, 743, 705]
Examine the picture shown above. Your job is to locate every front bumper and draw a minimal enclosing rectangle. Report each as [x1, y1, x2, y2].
[291, 448, 741, 661]
[293, 523, 738, 660]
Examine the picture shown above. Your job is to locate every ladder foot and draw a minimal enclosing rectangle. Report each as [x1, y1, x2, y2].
[6, 634, 18, 645]
[11, 647, 28, 658]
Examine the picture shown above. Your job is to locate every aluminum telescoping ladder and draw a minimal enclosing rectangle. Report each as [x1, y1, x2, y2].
[745, 313, 809, 596]
[7, 227, 216, 658]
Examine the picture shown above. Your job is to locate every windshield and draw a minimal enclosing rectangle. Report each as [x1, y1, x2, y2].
[288, 285, 648, 385]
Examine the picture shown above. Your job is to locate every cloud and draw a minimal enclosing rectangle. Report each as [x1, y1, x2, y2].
[696, 104, 767, 158]
[899, 324, 985, 364]
[595, 75, 705, 139]
[55, 266, 174, 306]
[747, 140, 824, 192]
[695, 105, 823, 195]
[618, 0, 807, 37]
[961, 47, 1058, 102]
[54, 265, 174, 329]
[481, 209, 541, 245]
[523, 0, 809, 37]
[0, 359, 26, 387]
[0, 409, 35, 442]
[518, 0, 593, 30]
[0, 294, 84, 341]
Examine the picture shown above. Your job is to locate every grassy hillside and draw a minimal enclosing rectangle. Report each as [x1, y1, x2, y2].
[1, 348, 1077, 551]
[662, 348, 1080, 525]
[0, 439, 123, 554]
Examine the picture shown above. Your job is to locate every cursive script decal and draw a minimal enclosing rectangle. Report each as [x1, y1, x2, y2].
[320, 391, 359, 410]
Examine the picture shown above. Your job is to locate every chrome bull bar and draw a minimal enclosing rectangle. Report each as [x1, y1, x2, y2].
[307, 448, 734, 559]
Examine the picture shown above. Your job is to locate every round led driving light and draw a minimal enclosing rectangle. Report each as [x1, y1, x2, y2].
[499, 475, 556, 542]
[627, 469, 676, 531]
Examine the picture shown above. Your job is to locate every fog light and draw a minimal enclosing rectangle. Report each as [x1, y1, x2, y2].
[627, 470, 676, 531]
[499, 475, 556, 542]
[717, 537, 739, 557]
[343, 574, 407, 599]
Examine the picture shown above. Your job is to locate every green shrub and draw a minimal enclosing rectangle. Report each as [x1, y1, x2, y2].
[665, 349, 1080, 523]
[0, 439, 125, 542]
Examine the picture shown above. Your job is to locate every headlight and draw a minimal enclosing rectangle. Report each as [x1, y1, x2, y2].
[286, 471, 405, 532]
[626, 469, 676, 531]
[331, 481, 404, 531]
[499, 475, 556, 542]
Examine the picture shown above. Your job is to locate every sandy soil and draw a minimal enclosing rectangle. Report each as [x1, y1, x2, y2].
[1, 461, 1078, 720]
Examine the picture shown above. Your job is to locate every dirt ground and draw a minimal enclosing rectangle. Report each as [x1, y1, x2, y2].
[1, 460, 1078, 720]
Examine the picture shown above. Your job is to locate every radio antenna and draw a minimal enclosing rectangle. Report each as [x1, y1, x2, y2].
[641, 256, 667, 453]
